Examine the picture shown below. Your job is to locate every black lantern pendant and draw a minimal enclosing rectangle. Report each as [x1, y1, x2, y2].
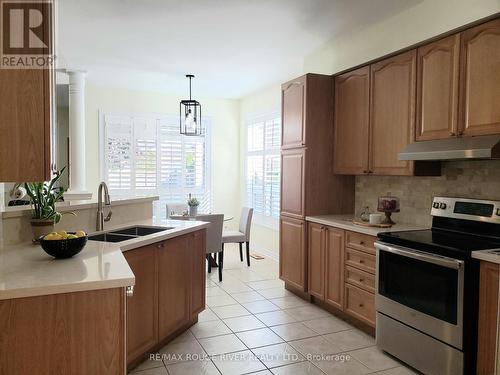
[180, 74, 203, 136]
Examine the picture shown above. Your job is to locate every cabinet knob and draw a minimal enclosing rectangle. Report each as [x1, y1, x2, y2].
[363, 170, 369, 174]
[126, 285, 134, 298]
[359, 278, 364, 282]
[359, 303, 364, 308]
[359, 259, 365, 264]
[359, 241, 365, 245]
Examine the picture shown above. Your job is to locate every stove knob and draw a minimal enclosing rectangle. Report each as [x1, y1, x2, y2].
[433, 202, 440, 209]
[496, 208, 500, 216]
[439, 203, 447, 209]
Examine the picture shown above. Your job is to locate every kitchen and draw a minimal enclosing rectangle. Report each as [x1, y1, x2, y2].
[1, 1, 500, 375]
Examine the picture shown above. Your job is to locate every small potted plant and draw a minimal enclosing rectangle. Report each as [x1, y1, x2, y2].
[24, 168, 71, 240]
[187, 194, 200, 217]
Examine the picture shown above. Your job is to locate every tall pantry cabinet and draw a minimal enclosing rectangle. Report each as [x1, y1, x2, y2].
[279, 74, 354, 292]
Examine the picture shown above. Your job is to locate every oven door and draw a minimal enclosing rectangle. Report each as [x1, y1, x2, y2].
[375, 242, 464, 349]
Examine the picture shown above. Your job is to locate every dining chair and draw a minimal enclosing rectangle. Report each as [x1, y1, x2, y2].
[196, 214, 224, 282]
[166, 202, 188, 218]
[222, 207, 253, 267]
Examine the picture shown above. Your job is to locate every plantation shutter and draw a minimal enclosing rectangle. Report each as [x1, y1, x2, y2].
[104, 115, 133, 191]
[134, 117, 157, 192]
[246, 115, 281, 220]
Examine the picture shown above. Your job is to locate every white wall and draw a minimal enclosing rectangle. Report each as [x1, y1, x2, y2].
[304, 0, 500, 74]
[84, 85, 241, 225]
[239, 84, 282, 259]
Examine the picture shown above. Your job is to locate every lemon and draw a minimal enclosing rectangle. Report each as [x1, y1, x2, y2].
[67, 234, 78, 239]
[75, 230, 86, 238]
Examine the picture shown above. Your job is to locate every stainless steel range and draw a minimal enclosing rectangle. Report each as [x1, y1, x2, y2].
[375, 197, 500, 375]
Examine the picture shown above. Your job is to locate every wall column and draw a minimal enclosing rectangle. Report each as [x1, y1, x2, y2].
[65, 70, 92, 200]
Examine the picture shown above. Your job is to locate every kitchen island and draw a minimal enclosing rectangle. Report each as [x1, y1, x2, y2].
[0, 219, 208, 375]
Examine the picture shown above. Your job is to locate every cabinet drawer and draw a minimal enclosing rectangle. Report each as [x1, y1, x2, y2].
[345, 265, 375, 293]
[345, 284, 375, 327]
[345, 231, 376, 255]
[345, 247, 376, 274]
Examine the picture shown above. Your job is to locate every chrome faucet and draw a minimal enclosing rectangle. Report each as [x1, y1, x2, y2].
[96, 182, 112, 231]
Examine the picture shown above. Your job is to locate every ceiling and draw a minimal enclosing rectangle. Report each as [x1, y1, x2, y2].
[57, 0, 418, 99]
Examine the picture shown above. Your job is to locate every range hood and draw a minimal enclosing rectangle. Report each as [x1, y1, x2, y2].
[398, 135, 500, 161]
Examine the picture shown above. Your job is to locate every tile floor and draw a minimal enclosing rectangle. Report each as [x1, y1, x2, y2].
[130, 245, 418, 375]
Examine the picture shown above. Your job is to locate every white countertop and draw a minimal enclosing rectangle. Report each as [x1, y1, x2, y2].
[0, 218, 208, 300]
[305, 214, 427, 237]
[472, 249, 500, 264]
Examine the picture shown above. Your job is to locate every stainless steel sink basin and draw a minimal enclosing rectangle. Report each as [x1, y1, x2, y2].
[109, 226, 173, 236]
[88, 233, 138, 243]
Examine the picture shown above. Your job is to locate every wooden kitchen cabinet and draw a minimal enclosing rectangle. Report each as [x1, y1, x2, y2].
[325, 227, 345, 310]
[125, 230, 206, 370]
[308, 223, 345, 309]
[191, 230, 207, 315]
[281, 148, 305, 218]
[0, 288, 125, 375]
[282, 75, 306, 149]
[158, 235, 192, 339]
[333, 66, 370, 175]
[124, 245, 158, 365]
[280, 216, 307, 291]
[460, 18, 500, 137]
[370, 50, 416, 176]
[477, 261, 500, 375]
[416, 34, 460, 141]
[308, 222, 325, 299]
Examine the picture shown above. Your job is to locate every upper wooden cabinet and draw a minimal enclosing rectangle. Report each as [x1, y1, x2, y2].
[416, 34, 460, 141]
[282, 76, 305, 148]
[370, 50, 416, 176]
[460, 18, 500, 137]
[0, 67, 52, 182]
[333, 67, 370, 175]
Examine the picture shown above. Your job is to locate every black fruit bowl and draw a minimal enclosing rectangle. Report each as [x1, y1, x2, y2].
[39, 232, 88, 259]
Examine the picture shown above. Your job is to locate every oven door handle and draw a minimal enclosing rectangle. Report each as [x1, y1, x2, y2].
[375, 242, 464, 269]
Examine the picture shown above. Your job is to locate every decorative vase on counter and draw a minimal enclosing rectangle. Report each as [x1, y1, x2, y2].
[30, 219, 55, 242]
[189, 205, 198, 217]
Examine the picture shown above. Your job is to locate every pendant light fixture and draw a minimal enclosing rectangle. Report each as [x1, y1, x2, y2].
[180, 74, 203, 136]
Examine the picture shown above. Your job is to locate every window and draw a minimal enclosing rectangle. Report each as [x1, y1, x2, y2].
[246, 113, 281, 223]
[101, 113, 211, 218]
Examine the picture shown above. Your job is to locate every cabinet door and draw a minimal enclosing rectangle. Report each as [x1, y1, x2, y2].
[325, 227, 344, 309]
[124, 246, 158, 364]
[460, 19, 500, 136]
[416, 34, 460, 140]
[281, 148, 305, 218]
[279, 216, 306, 291]
[307, 223, 325, 299]
[282, 76, 305, 148]
[370, 50, 416, 176]
[191, 230, 206, 316]
[334, 67, 370, 174]
[477, 261, 500, 375]
[158, 235, 191, 339]
[0, 68, 51, 181]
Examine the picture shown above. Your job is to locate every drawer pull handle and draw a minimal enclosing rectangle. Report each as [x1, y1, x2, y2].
[126, 285, 134, 298]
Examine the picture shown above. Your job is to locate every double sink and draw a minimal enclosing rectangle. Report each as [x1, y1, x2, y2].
[88, 226, 174, 243]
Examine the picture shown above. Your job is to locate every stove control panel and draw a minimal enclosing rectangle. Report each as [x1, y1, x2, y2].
[431, 197, 500, 224]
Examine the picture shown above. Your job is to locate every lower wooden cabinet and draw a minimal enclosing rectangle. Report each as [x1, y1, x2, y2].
[158, 234, 192, 338]
[280, 216, 307, 291]
[0, 288, 125, 375]
[307, 224, 376, 328]
[125, 230, 206, 368]
[477, 261, 500, 375]
[124, 245, 158, 364]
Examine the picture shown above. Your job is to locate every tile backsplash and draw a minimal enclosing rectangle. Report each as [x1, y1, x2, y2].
[355, 160, 500, 227]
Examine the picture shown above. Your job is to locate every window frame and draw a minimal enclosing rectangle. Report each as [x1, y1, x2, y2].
[244, 111, 281, 230]
[99, 111, 212, 216]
